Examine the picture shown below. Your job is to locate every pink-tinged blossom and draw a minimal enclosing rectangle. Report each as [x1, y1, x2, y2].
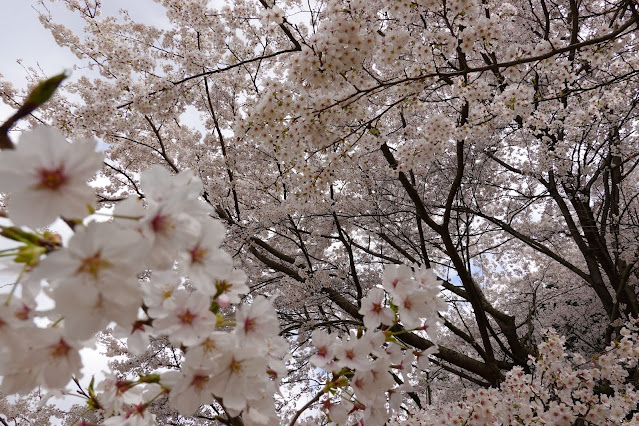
[139, 165, 207, 206]
[54, 285, 142, 340]
[36, 221, 146, 338]
[396, 351, 415, 383]
[114, 166, 212, 269]
[334, 335, 370, 371]
[0, 328, 82, 393]
[351, 358, 395, 405]
[0, 126, 102, 228]
[359, 288, 394, 329]
[310, 329, 338, 369]
[243, 393, 278, 426]
[395, 289, 437, 330]
[164, 365, 217, 415]
[359, 330, 387, 359]
[142, 269, 182, 309]
[235, 296, 279, 347]
[113, 321, 154, 356]
[414, 346, 438, 369]
[389, 323, 639, 426]
[382, 264, 417, 297]
[214, 268, 249, 304]
[101, 383, 161, 425]
[389, 383, 412, 415]
[209, 345, 269, 413]
[320, 397, 351, 425]
[216, 293, 231, 307]
[184, 331, 237, 368]
[136, 198, 201, 269]
[151, 290, 216, 346]
[260, 5, 285, 25]
[361, 395, 390, 426]
[414, 266, 440, 289]
[0, 296, 35, 339]
[95, 373, 138, 416]
[179, 219, 234, 295]
[113, 194, 201, 270]
[384, 343, 405, 365]
[0, 324, 37, 394]
[102, 411, 156, 426]
[263, 335, 289, 380]
[36, 221, 145, 286]
[127, 325, 151, 356]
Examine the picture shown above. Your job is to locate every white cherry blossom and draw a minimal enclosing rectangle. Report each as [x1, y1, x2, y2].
[359, 288, 394, 329]
[151, 290, 216, 347]
[0, 126, 102, 228]
[234, 295, 279, 347]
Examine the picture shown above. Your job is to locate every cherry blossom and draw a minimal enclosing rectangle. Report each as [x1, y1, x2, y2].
[163, 365, 218, 415]
[235, 295, 280, 346]
[359, 287, 394, 329]
[0, 126, 102, 228]
[310, 329, 338, 369]
[208, 343, 271, 414]
[1, 0, 639, 424]
[150, 290, 216, 347]
[0, 327, 82, 394]
[36, 221, 147, 339]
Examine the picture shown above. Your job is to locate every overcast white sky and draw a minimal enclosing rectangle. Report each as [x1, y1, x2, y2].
[1, 1, 76, 90]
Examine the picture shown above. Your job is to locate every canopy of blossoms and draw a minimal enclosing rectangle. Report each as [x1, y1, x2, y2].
[1, 0, 639, 424]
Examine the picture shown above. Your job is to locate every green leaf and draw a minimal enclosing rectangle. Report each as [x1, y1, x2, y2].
[24, 72, 69, 107]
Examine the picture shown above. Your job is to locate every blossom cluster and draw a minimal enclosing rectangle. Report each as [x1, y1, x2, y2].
[305, 265, 444, 425]
[3, 0, 639, 422]
[0, 127, 447, 425]
[0, 126, 282, 424]
[391, 321, 639, 425]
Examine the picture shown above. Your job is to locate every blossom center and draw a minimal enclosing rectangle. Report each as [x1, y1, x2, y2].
[215, 279, 231, 293]
[49, 338, 71, 358]
[201, 337, 217, 353]
[14, 304, 31, 321]
[190, 374, 208, 390]
[151, 213, 172, 234]
[77, 252, 112, 279]
[178, 309, 195, 324]
[244, 317, 257, 333]
[189, 245, 208, 264]
[317, 346, 328, 358]
[37, 167, 67, 190]
[131, 322, 146, 333]
[229, 357, 243, 374]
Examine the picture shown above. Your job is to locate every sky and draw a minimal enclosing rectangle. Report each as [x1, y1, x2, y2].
[0, 1, 76, 89]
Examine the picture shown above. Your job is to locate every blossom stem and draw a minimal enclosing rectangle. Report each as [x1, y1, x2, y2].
[50, 316, 64, 328]
[93, 211, 142, 221]
[3, 265, 26, 305]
